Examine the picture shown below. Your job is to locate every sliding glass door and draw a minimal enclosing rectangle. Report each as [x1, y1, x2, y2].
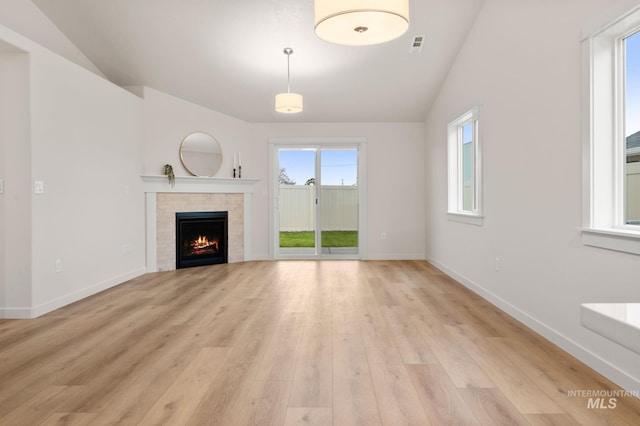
[275, 144, 360, 258]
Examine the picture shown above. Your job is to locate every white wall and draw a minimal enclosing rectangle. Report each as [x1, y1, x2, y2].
[0, 24, 146, 317]
[425, 0, 640, 391]
[140, 86, 252, 179]
[0, 49, 31, 313]
[29, 45, 146, 314]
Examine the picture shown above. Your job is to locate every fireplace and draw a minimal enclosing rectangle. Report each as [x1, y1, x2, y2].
[175, 211, 228, 269]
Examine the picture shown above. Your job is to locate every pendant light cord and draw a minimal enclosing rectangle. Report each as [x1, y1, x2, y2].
[287, 54, 291, 94]
[284, 47, 293, 94]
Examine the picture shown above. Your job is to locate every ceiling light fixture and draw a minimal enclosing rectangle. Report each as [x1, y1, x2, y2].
[275, 48, 303, 114]
[314, 0, 410, 46]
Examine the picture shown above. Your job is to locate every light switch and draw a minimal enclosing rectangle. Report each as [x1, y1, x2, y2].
[34, 180, 44, 194]
[0, 179, 4, 194]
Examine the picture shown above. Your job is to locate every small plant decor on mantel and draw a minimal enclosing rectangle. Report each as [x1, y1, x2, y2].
[163, 164, 175, 187]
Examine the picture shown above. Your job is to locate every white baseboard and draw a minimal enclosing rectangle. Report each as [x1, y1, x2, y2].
[426, 257, 640, 394]
[364, 252, 426, 260]
[0, 267, 147, 319]
[31, 267, 147, 318]
[260, 252, 426, 261]
[0, 307, 33, 319]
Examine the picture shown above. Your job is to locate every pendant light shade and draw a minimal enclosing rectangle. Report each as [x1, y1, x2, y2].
[275, 92, 303, 113]
[314, 0, 409, 46]
[275, 48, 303, 114]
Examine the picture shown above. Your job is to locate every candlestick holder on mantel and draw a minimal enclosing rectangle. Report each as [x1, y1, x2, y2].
[232, 152, 242, 178]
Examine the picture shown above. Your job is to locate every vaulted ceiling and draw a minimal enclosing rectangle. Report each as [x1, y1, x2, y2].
[32, 0, 484, 123]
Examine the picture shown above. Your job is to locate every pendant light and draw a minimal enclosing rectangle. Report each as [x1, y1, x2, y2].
[314, 0, 410, 46]
[275, 48, 303, 114]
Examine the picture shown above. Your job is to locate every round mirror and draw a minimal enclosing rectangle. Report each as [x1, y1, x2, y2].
[179, 132, 223, 177]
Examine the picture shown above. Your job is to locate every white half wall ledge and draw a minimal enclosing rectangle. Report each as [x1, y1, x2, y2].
[581, 303, 640, 355]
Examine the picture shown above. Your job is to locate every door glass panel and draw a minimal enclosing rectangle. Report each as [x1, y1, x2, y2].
[278, 149, 316, 255]
[320, 149, 359, 255]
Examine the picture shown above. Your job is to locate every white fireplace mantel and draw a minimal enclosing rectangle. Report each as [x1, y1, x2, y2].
[141, 175, 259, 194]
[142, 175, 260, 272]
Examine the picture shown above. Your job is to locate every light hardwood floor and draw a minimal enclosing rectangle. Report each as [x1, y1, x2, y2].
[1, 260, 639, 425]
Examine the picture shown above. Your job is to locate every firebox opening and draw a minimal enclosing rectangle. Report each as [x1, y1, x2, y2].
[176, 211, 228, 269]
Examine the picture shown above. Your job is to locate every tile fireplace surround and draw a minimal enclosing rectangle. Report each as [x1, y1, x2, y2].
[142, 176, 259, 272]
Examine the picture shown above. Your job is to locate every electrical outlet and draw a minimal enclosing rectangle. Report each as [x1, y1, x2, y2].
[0, 178, 4, 194]
[380, 232, 387, 240]
[34, 180, 44, 194]
[55, 259, 62, 273]
[495, 257, 500, 272]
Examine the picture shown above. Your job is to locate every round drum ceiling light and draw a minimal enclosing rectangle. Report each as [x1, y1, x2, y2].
[314, 0, 410, 46]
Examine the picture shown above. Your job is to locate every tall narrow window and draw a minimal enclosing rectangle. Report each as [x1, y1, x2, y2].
[582, 5, 640, 255]
[625, 31, 640, 226]
[462, 121, 475, 211]
[448, 106, 482, 224]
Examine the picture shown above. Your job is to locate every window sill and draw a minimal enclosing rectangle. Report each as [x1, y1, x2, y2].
[447, 212, 484, 226]
[581, 303, 640, 355]
[582, 228, 640, 256]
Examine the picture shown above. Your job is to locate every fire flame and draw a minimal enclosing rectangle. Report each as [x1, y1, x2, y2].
[193, 235, 211, 249]
[186, 235, 219, 255]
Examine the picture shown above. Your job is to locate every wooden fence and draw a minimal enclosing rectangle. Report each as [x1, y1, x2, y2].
[279, 185, 358, 231]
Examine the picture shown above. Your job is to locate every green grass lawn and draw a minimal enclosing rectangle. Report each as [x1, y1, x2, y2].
[280, 231, 358, 248]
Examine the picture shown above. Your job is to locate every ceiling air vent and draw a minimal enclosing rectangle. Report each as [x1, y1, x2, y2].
[409, 35, 425, 53]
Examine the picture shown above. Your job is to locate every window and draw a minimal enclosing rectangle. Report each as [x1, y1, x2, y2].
[583, 6, 640, 254]
[625, 31, 640, 226]
[447, 106, 482, 225]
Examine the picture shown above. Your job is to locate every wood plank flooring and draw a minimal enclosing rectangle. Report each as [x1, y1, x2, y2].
[1, 260, 639, 425]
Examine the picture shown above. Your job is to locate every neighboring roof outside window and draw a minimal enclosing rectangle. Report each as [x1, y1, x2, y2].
[627, 130, 640, 157]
